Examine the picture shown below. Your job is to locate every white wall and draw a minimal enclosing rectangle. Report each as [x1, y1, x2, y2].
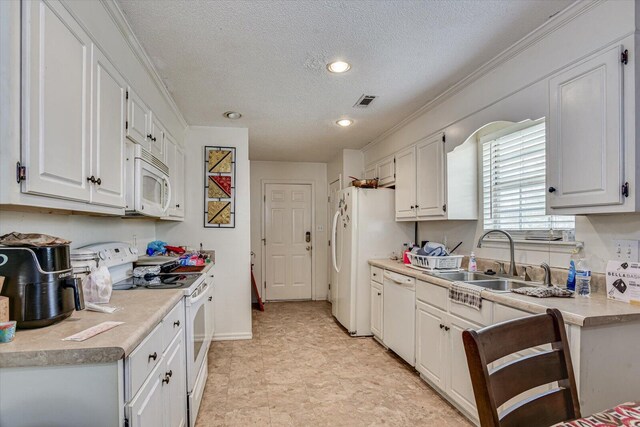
[250, 161, 328, 300]
[363, 0, 638, 273]
[156, 127, 252, 340]
[327, 149, 364, 189]
[0, 209, 155, 253]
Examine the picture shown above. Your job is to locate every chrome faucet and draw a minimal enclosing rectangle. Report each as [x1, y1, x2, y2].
[540, 263, 552, 287]
[477, 229, 518, 277]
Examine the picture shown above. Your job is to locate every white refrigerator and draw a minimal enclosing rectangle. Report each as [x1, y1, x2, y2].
[330, 187, 413, 336]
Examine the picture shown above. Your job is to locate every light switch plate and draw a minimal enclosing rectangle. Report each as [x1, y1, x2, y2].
[613, 239, 639, 262]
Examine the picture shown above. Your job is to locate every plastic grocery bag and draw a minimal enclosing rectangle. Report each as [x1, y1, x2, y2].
[83, 265, 113, 304]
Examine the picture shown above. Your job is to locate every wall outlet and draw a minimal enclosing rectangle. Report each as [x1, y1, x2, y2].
[614, 239, 639, 262]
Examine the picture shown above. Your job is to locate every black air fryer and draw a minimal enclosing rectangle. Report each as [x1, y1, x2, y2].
[0, 244, 85, 329]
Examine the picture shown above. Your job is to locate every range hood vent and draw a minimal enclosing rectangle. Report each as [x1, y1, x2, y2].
[354, 94, 377, 108]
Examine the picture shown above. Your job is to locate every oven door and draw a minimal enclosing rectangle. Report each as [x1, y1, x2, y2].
[185, 280, 209, 391]
[134, 158, 171, 217]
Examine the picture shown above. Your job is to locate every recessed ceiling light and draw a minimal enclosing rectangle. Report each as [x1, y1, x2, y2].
[327, 61, 351, 73]
[223, 111, 242, 119]
[336, 119, 353, 127]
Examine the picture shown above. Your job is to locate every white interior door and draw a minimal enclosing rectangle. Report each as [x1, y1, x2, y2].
[328, 178, 341, 303]
[265, 184, 312, 301]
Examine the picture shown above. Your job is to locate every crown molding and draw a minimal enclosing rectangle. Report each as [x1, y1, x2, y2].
[100, 0, 188, 130]
[361, 0, 602, 154]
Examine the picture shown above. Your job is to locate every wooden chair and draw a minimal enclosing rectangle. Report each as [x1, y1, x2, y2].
[462, 308, 580, 427]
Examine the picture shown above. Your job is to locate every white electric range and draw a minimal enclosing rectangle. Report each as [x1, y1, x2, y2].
[72, 242, 213, 427]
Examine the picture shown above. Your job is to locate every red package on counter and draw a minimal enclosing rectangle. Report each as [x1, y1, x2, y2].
[165, 245, 186, 255]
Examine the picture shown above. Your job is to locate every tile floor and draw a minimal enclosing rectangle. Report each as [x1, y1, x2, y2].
[195, 301, 472, 426]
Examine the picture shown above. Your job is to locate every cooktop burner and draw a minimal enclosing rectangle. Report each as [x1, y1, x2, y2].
[113, 273, 200, 290]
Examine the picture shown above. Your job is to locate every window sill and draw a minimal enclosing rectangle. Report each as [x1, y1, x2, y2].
[480, 237, 583, 254]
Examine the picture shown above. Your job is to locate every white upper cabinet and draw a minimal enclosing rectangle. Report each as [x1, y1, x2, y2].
[394, 133, 476, 221]
[395, 146, 417, 219]
[149, 113, 167, 163]
[22, 0, 92, 202]
[377, 155, 395, 186]
[90, 46, 127, 208]
[416, 135, 445, 218]
[364, 155, 395, 186]
[126, 88, 151, 151]
[363, 164, 377, 180]
[165, 134, 185, 219]
[547, 44, 625, 212]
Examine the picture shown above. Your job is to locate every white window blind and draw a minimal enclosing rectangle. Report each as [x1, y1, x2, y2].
[482, 119, 574, 234]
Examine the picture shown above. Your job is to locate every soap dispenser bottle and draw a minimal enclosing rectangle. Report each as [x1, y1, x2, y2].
[469, 252, 477, 272]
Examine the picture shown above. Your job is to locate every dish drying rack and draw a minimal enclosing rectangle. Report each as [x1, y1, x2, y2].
[406, 253, 464, 271]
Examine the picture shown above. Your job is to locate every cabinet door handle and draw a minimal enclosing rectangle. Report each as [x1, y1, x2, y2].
[148, 352, 158, 361]
[444, 326, 450, 332]
[415, 205, 419, 208]
[176, 204, 180, 208]
[147, 133, 153, 140]
[439, 324, 444, 329]
[208, 296, 213, 301]
[410, 205, 415, 209]
[166, 370, 173, 378]
[377, 292, 381, 296]
[173, 320, 180, 327]
[162, 374, 170, 385]
[87, 176, 96, 184]
[95, 177, 102, 186]
[548, 186, 556, 193]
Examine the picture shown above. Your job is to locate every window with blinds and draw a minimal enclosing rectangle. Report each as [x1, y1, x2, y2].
[482, 119, 574, 235]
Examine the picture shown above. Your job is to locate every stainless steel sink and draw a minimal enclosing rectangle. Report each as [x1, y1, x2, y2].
[463, 279, 543, 293]
[426, 271, 497, 281]
[424, 269, 546, 293]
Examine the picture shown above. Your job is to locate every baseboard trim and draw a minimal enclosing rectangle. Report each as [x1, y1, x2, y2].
[212, 332, 253, 341]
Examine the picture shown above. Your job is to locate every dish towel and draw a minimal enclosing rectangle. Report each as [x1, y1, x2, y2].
[511, 286, 574, 298]
[449, 281, 483, 310]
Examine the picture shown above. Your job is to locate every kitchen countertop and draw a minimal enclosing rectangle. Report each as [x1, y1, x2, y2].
[0, 288, 185, 369]
[370, 259, 640, 327]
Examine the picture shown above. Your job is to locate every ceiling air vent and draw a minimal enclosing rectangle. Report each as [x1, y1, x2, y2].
[354, 94, 377, 108]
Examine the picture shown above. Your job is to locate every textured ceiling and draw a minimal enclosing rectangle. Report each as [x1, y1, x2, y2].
[117, 0, 572, 162]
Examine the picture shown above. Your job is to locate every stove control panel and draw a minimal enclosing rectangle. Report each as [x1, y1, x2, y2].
[75, 242, 139, 268]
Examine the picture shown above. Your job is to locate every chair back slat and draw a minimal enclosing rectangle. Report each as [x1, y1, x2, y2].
[491, 349, 566, 407]
[462, 308, 581, 427]
[478, 315, 559, 364]
[501, 388, 574, 427]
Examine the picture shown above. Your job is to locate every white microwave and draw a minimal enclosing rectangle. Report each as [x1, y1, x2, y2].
[125, 142, 171, 217]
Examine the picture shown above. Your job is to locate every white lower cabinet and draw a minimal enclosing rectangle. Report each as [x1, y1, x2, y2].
[164, 334, 187, 427]
[414, 278, 493, 422]
[447, 314, 480, 417]
[415, 300, 446, 389]
[370, 281, 383, 340]
[126, 300, 187, 427]
[127, 359, 166, 427]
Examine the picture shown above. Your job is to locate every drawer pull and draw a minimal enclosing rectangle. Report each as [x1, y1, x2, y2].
[162, 374, 170, 385]
[166, 370, 173, 378]
[148, 352, 158, 362]
[173, 320, 180, 327]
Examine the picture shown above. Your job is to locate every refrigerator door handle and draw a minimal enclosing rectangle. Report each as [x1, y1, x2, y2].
[331, 210, 341, 273]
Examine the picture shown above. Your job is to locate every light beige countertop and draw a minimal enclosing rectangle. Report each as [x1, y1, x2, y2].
[0, 289, 184, 368]
[370, 259, 640, 328]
